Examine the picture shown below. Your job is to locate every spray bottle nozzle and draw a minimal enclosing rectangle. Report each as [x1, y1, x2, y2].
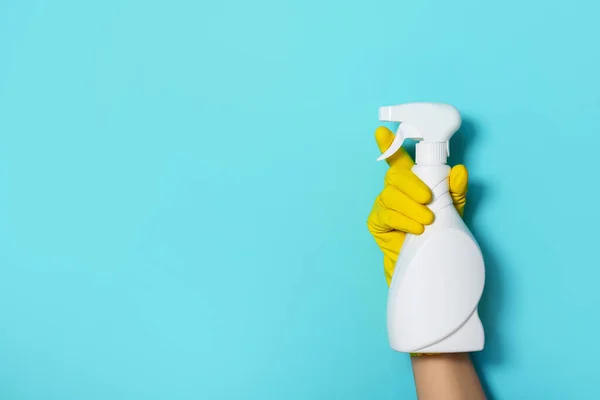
[376, 102, 461, 162]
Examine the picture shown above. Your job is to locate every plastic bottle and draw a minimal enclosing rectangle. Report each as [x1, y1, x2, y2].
[377, 102, 485, 353]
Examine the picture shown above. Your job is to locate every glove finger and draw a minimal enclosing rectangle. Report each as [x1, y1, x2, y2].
[379, 186, 434, 225]
[375, 126, 414, 169]
[367, 202, 425, 235]
[449, 164, 468, 217]
[372, 229, 404, 264]
[384, 256, 396, 287]
[385, 167, 432, 205]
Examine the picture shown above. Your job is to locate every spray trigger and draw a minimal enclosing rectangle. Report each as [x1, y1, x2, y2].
[376, 123, 421, 161]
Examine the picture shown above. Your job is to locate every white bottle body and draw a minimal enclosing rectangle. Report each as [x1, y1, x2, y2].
[387, 164, 485, 353]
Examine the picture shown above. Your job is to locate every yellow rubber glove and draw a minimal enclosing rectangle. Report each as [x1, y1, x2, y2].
[367, 126, 469, 286]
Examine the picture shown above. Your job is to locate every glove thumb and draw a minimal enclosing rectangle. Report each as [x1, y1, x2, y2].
[449, 165, 468, 217]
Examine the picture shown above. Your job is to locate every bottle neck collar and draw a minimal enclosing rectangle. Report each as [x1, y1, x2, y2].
[415, 142, 448, 165]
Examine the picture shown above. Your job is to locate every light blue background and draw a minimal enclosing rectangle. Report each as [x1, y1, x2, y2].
[0, 0, 598, 399]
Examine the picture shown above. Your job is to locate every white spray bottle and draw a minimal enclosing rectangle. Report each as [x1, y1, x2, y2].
[377, 102, 485, 353]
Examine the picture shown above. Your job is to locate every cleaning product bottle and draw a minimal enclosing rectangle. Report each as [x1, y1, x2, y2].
[377, 102, 485, 353]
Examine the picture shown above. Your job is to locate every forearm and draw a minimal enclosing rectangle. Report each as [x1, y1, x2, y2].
[411, 353, 486, 400]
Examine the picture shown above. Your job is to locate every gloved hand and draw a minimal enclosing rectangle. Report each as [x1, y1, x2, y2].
[367, 126, 469, 286]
